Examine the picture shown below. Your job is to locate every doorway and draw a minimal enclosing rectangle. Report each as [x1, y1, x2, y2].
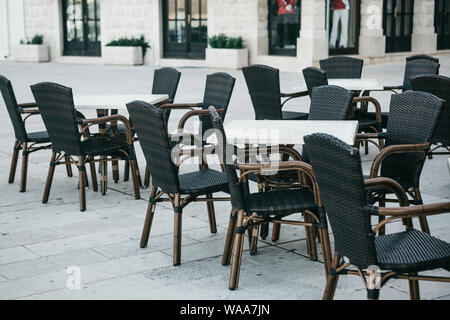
[383, 0, 414, 53]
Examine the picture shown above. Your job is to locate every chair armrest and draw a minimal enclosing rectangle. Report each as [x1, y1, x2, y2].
[82, 115, 134, 144]
[18, 102, 37, 109]
[356, 132, 386, 140]
[280, 90, 309, 107]
[171, 145, 216, 167]
[369, 143, 430, 178]
[177, 108, 225, 130]
[19, 108, 40, 114]
[377, 201, 450, 217]
[159, 103, 201, 110]
[353, 96, 383, 129]
[364, 177, 409, 207]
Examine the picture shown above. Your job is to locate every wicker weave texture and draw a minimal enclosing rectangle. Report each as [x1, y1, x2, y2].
[319, 56, 363, 79]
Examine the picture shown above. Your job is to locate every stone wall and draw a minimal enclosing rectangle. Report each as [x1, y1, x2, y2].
[23, 0, 60, 59]
[412, 0, 437, 53]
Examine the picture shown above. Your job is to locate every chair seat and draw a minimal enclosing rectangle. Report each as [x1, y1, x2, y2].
[282, 111, 309, 120]
[81, 135, 130, 157]
[376, 228, 450, 273]
[356, 117, 379, 131]
[179, 168, 229, 195]
[26, 131, 50, 143]
[363, 111, 389, 128]
[245, 188, 317, 218]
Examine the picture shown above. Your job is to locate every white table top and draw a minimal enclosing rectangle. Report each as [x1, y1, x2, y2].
[295, 78, 384, 92]
[207, 120, 359, 145]
[73, 94, 169, 110]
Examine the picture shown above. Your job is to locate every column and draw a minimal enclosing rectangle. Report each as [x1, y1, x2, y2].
[297, 0, 327, 67]
[359, 0, 385, 57]
[411, 0, 437, 54]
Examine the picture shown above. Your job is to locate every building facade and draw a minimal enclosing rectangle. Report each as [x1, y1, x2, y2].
[1, 0, 449, 70]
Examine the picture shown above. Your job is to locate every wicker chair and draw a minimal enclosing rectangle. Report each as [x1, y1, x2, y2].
[410, 74, 450, 157]
[302, 67, 328, 97]
[127, 101, 230, 266]
[364, 58, 440, 128]
[0, 75, 74, 192]
[208, 106, 332, 290]
[243, 64, 309, 120]
[143, 72, 235, 187]
[304, 133, 450, 300]
[319, 56, 364, 79]
[356, 91, 444, 235]
[31, 82, 141, 211]
[109, 67, 181, 183]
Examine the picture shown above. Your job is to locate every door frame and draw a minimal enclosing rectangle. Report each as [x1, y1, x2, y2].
[162, 0, 207, 59]
[383, 0, 414, 53]
[435, 0, 450, 50]
[328, 0, 361, 56]
[62, 0, 101, 57]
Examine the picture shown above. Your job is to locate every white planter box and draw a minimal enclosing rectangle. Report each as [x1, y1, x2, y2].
[206, 48, 249, 69]
[103, 46, 143, 66]
[12, 44, 49, 62]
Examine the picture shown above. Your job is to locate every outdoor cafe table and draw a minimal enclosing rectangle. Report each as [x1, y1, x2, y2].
[294, 78, 384, 92]
[207, 120, 359, 153]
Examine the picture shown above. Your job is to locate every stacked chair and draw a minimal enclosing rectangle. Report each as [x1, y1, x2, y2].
[305, 132, 450, 300]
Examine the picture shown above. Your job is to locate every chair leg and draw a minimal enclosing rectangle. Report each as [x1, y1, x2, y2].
[42, 152, 57, 204]
[322, 253, 341, 300]
[8, 141, 20, 184]
[229, 209, 245, 290]
[78, 156, 86, 212]
[140, 186, 157, 248]
[173, 193, 182, 266]
[100, 156, 107, 195]
[112, 160, 119, 183]
[271, 223, 281, 242]
[143, 165, 150, 187]
[305, 213, 318, 261]
[206, 194, 217, 234]
[19, 142, 29, 192]
[319, 227, 333, 276]
[124, 160, 130, 182]
[409, 276, 421, 300]
[222, 209, 237, 266]
[129, 159, 141, 200]
[248, 223, 259, 256]
[365, 140, 369, 154]
[89, 158, 98, 192]
[64, 156, 73, 177]
[260, 222, 269, 240]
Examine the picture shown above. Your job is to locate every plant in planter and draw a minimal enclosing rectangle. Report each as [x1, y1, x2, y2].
[103, 35, 151, 66]
[12, 34, 49, 62]
[206, 34, 248, 69]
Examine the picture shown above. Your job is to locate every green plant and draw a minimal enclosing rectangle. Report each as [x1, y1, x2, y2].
[20, 34, 44, 45]
[106, 35, 151, 57]
[208, 34, 243, 49]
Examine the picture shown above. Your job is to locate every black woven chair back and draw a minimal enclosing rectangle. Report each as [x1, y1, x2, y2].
[0, 75, 28, 142]
[308, 85, 354, 120]
[410, 74, 450, 148]
[302, 67, 328, 96]
[152, 67, 181, 124]
[402, 59, 440, 91]
[208, 106, 247, 210]
[200, 72, 236, 139]
[382, 91, 444, 187]
[319, 56, 363, 79]
[243, 64, 282, 120]
[30, 82, 82, 155]
[406, 54, 439, 63]
[127, 100, 179, 194]
[304, 133, 377, 269]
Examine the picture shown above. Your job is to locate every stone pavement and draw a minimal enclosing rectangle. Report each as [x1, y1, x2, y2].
[0, 56, 449, 300]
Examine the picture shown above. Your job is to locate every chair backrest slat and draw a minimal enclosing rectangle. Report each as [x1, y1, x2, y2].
[127, 100, 180, 194]
[305, 133, 378, 269]
[243, 65, 283, 120]
[410, 74, 450, 147]
[31, 82, 82, 155]
[0, 75, 28, 142]
[319, 56, 364, 79]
